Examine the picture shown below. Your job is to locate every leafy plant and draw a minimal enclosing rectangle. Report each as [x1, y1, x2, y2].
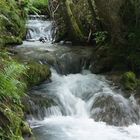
[0, 56, 26, 102]
[93, 31, 108, 45]
[30, 0, 49, 14]
[18, 0, 40, 16]
[0, 0, 26, 46]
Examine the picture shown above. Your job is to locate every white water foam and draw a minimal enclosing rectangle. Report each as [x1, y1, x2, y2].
[30, 117, 140, 140]
[26, 15, 54, 42]
[24, 15, 140, 140]
[29, 69, 140, 140]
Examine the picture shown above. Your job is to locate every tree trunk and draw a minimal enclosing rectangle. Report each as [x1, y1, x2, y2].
[87, 0, 97, 24]
[62, 0, 84, 41]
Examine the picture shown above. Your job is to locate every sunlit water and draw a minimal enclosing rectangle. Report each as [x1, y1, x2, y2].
[24, 15, 140, 140]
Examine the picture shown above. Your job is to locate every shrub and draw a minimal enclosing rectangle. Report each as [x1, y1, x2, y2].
[121, 71, 137, 90]
[0, 0, 27, 46]
[30, 0, 49, 14]
[0, 55, 26, 102]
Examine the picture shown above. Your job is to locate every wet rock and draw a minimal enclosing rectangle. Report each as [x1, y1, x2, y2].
[89, 46, 113, 74]
[39, 37, 47, 43]
[15, 44, 94, 75]
[23, 93, 55, 120]
[90, 57, 113, 74]
[55, 52, 83, 74]
[91, 93, 140, 126]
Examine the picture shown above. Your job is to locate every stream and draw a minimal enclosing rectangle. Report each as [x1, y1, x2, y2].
[18, 15, 140, 140]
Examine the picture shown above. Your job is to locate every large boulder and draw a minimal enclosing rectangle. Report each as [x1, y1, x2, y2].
[91, 93, 140, 126]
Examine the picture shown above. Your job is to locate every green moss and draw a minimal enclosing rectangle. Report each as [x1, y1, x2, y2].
[0, 102, 31, 140]
[21, 121, 32, 136]
[0, 0, 26, 47]
[121, 71, 137, 90]
[24, 62, 51, 87]
[0, 52, 52, 140]
[0, 53, 31, 140]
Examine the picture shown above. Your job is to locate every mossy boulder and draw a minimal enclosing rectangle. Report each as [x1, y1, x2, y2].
[121, 71, 137, 90]
[24, 62, 51, 88]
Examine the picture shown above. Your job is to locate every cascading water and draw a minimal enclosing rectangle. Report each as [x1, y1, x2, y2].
[28, 69, 140, 140]
[26, 15, 54, 42]
[20, 15, 140, 140]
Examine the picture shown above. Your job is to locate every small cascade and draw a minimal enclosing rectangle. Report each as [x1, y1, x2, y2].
[17, 14, 140, 140]
[45, 106, 62, 117]
[28, 69, 140, 140]
[28, 15, 49, 20]
[28, 69, 140, 126]
[26, 15, 54, 42]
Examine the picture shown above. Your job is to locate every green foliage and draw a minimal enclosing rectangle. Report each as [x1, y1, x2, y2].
[0, 0, 27, 46]
[121, 71, 137, 90]
[0, 54, 26, 102]
[0, 53, 32, 140]
[129, 0, 140, 27]
[0, 57, 51, 139]
[18, 0, 40, 16]
[21, 121, 32, 136]
[0, 103, 28, 140]
[120, 0, 140, 46]
[93, 31, 108, 45]
[30, 0, 49, 14]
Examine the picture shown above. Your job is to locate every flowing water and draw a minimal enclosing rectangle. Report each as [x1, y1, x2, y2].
[23, 15, 140, 140]
[26, 15, 54, 42]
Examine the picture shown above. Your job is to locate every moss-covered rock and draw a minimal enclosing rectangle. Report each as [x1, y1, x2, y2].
[24, 62, 51, 88]
[121, 71, 137, 90]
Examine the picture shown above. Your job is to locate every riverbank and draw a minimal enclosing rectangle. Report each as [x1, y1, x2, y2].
[0, 50, 52, 139]
[0, 1, 51, 139]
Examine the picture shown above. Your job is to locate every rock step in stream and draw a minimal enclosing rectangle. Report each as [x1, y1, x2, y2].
[16, 15, 140, 140]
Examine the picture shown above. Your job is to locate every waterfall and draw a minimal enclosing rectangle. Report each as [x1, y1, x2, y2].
[17, 15, 140, 140]
[26, 15, 54, 42]
[28, 69, 140, 140]
[29, 69, 140, 125]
